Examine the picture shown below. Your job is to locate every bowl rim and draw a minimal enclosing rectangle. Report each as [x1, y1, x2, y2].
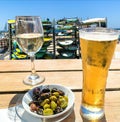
[22, 84, 75, 119]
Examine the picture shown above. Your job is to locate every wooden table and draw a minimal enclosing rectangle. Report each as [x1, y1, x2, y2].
[0, 59, 120, 122]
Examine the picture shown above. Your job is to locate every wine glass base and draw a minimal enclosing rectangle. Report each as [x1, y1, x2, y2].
[23, 75, 45, 86]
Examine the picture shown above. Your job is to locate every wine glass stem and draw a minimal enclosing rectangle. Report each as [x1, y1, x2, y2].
[30, 55, 36, 75]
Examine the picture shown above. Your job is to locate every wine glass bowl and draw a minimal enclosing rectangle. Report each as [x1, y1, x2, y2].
[16, 33, 44, 56]
[16, 16, 45, 85]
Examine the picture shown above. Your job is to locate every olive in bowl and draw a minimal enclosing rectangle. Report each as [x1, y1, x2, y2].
[22, 84, 75, 121]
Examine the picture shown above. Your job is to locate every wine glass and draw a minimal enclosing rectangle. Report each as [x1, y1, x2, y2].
[16, 16, 45, 86]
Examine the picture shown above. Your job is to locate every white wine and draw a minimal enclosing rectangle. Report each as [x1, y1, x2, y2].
[16, 33, 44, 56]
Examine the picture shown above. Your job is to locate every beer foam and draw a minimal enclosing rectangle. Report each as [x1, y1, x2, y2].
[80, 32, 119, 41]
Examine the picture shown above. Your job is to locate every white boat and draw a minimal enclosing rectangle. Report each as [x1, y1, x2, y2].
[82, 18, 107, 28]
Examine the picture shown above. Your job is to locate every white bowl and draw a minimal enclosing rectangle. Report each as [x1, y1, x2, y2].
[22, 84, 75, 121]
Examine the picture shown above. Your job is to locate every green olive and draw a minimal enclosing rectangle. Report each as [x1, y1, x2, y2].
[40, 99, 50, 106]
[59, 97, 65, 103]
[43, 108, 53, 116]
[52, 92, 59, 97]
[50, 95, 57, 102]
[57, 96, 68, 108]
[43, 103, 50, 109]
[64, 96, 68, 102]
[59, 95, 63, 99]
[60, 101, 68, 109]
[50, 101, 57, 111]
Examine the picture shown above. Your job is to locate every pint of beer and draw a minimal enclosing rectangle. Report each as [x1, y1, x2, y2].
[79, 28, 118, 120]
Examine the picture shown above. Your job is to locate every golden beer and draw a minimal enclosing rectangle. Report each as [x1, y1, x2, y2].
[80, 28, 118, 120]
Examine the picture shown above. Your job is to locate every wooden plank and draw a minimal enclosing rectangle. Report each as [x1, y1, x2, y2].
[105, 92, 120, 122]
[0, 59, 120, 72]
[0, 71, 120, 92]
[0, 59, 82, 72]
[0, 91, 120, 122]
[110, 59, 120, 69]
[0, 71, 82, 92]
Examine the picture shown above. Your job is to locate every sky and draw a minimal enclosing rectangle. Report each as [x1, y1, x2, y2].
[0, 0, 120, 30]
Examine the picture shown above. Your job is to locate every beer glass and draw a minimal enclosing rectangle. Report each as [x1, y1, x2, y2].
[79, 27, 118, 120]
